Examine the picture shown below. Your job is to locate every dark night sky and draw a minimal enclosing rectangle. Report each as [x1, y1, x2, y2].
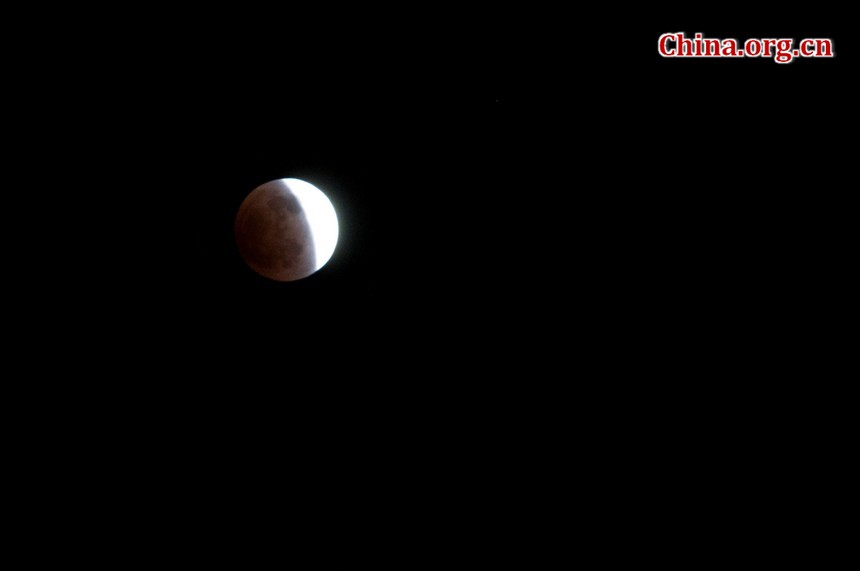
[13, 6, 851, 564]
[137, 12, 850, 362]
[17, 10, 849, 336]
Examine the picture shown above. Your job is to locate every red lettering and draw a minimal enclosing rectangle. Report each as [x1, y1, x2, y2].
[658, 33, 677, 56]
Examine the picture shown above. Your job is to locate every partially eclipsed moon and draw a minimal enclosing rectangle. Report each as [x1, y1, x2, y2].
[235, 178, 339, 281]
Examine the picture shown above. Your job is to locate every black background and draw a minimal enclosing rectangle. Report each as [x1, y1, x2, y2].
[11, 6, 851, 565]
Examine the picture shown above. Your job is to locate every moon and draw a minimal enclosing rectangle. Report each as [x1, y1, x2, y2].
[235, 178, 339, 282]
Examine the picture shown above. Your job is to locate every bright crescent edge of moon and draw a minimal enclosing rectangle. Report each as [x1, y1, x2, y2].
[283, 178, 339, 272]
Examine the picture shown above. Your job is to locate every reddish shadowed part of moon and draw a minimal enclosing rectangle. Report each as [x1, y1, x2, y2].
[235, 178, 339, 282]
